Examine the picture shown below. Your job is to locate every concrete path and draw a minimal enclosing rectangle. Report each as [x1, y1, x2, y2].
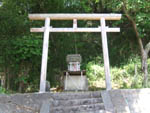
[101, 89, 150, 113]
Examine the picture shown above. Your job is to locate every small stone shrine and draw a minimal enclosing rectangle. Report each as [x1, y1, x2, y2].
[64, 54, 88, 91]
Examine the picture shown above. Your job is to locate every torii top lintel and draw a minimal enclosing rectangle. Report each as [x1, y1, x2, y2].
[28, 13, 121, 20]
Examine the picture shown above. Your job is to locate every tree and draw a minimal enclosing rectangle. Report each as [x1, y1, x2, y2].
[106, 0, 150, 86]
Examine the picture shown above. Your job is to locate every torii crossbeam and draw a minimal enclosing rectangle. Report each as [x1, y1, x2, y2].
[28, 13, 122, 93]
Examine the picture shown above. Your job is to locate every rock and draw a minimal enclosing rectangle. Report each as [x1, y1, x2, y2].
[46, 81, 50, 92]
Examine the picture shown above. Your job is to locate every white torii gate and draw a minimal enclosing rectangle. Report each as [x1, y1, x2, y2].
[28, 13, 121, 93]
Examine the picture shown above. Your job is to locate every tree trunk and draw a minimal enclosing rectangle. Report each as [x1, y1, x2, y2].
[122, 3, 149, 87]
[6, 73, 10, 90]
[0, 72, 6, 88]
[5, 68, 10, 90]
[18, 61, 31, 93]
[143, 42, 150, 86]
[142, 51, 148, 87]
[18, 72, 23, 93]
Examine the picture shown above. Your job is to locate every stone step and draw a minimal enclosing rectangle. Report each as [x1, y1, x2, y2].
[51, 98, 103, 107]
[51, 91, 101, 100]
[76, 110, 106, 113]
[50, 103, 105, 113]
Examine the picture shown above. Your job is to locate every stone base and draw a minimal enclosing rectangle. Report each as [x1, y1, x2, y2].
[64, 76, 88, 91]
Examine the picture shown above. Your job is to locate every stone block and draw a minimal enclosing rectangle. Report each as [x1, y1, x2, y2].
[64, 76, 88, 91]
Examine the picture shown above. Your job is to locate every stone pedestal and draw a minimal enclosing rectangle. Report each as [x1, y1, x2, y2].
[64, 54, 88, 91]
[64, 76, 88, 91]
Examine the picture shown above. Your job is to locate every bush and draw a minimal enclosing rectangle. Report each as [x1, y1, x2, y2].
[0, 87, 8, 94]
[86, 57, 150, 89]
[86, 62, 104, 81]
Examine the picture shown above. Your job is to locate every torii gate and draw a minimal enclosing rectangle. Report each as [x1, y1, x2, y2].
[28, 14, 121, 93]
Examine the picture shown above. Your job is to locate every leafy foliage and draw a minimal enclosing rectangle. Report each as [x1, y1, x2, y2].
[11, 35, 42, 62]
[86, 57, 149, 89]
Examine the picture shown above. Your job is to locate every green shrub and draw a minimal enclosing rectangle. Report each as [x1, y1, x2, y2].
[86, 57, 150, 89]
[0, 87, 7, 94]
[86, 62, 104, 81]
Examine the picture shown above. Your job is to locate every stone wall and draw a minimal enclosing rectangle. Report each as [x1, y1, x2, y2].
[0, 93, 52, 113]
